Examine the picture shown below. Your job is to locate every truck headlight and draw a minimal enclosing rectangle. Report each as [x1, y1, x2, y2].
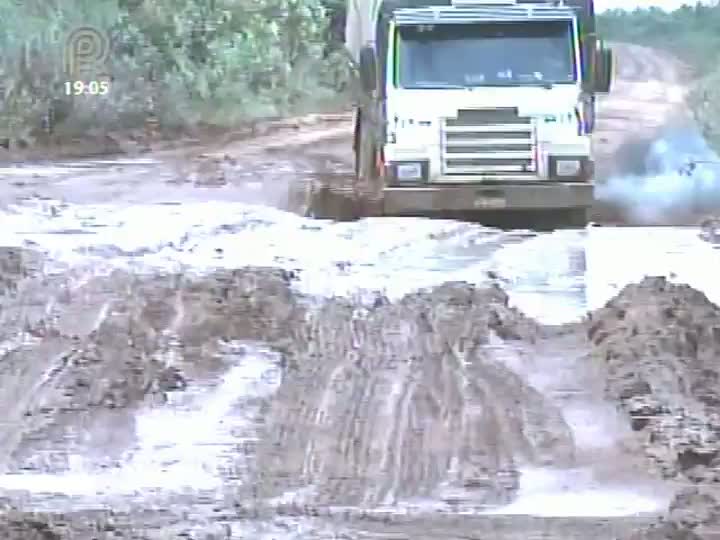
[388, 160, 428, 184]
[555, 159, 581, 177]
[397, 162, 423, 180]
[549, 156, 591, 181]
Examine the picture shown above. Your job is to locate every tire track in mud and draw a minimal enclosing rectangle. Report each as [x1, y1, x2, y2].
[1, 199, 718, 508]
[0, 265, 172, 476]
[2, 212, 720, 538]
[239, 281, 577, 509]
[0, 220, 567, 516]
[0, 257, 695, 540]
[0, 255, 104, 474]
[0, 266, 294, 506]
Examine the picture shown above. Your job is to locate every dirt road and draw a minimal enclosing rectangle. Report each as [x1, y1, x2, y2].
[593, 44, 720, 225]
[0, 44, 719, 539]
[594, 43, 691, 173]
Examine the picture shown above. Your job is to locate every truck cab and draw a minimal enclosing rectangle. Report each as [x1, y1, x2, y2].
[347, 0, 613, 226]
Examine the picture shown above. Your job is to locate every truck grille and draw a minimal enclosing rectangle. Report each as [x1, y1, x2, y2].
[441, 108, 536, 176]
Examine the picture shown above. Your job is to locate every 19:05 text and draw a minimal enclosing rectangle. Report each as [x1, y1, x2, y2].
[64, 81, 110, 96]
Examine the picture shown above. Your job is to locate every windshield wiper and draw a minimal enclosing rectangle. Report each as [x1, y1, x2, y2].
[477, 81, 555, 89]
[405, 81, 559, 90]
[406, 82, 467, 89]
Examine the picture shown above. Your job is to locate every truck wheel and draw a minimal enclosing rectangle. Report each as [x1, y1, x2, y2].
[353, 115, 361, 178]
[354, 127, 383, 218]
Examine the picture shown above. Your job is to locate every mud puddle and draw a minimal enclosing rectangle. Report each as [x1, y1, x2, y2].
[490, 225, 720, 323]
[7, 199, 718, 323]
[2, 201, 720, 516]
[480, 332, 674, 518]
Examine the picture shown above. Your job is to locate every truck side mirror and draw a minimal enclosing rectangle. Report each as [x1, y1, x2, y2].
[594, 43, 613, 93]
[359, 45, 377, 92]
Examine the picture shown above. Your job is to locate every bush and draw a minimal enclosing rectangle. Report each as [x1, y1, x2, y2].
[0, 0, 351, 146]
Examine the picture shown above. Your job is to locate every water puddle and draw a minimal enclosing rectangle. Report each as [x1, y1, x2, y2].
[2, 199, 720, 325]
[487, 467, 667, 517]
[489, 225, 720, 323]
[482, 322, 674, 518]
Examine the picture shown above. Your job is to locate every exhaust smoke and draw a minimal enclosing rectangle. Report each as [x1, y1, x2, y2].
[596, 126, 720, 224]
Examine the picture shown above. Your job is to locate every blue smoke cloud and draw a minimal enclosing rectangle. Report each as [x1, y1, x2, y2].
[596, 126, 720, 223]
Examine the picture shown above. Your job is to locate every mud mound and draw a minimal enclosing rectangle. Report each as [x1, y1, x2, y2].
[0, 247, 41, 297]
[668, 487, 720, 531]
[0, 506, 237, 540]
[2, 267, 304, 472]
[588, 276, 720, 482]
[626, 521, 703, 540]
[0, 511, 63, 540]
[256, 282, 574, 507]
[626, 488, 720, 540]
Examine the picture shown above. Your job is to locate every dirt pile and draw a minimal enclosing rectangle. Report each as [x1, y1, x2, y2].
[0, 271, 188, 471]
[626, 487, 720, 540]
[256, 282, 574, 507]
[5, 257, 720, 536]
[0, 265, 579, 531]
[0, 266, 304, 472]
[0, 506, 239, 540]
[0, 247, 41, 298]
[0, 510, 64, 540]
[588, 276, 720, 483]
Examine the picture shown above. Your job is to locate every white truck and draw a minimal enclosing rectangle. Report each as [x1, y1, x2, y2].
[344, 0, 613, 226]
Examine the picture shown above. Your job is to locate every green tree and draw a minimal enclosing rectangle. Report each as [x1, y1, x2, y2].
[0, 0, 350, 147]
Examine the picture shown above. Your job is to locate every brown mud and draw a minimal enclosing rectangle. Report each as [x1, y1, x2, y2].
[0, 243, 719, 538]
[589, 277, 720, 483]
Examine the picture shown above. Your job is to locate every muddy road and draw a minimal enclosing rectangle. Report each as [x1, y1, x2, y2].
[0, 44, 720, 539]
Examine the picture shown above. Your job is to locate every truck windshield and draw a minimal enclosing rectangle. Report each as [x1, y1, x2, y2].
[396, 20, 576, 88]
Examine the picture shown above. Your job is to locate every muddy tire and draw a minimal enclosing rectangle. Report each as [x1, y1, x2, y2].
[306, 184, 359, 221]
[556, 207, 590, 229]
[353, 119, 384, 219]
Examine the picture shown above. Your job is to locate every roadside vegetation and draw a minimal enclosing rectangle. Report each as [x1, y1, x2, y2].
[598, 4, 720, 152]
[0, 0, 350, 149]
[3, 1, 719, 154]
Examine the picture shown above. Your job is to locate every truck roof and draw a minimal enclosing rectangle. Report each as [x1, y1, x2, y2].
[393, 3, 578, 25]
[376, 0, 593, 18]
[345, 0, 594, 63]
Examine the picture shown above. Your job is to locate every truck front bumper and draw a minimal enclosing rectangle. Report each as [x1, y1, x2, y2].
[382, 183, 594, 214]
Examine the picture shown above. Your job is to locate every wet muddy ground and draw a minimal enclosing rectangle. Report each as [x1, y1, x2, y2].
[0, 44, 719, 539]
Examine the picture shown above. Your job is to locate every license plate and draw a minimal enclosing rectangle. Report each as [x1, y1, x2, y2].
[474, 194, 506, 209]
[397, 163, 422, 180]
